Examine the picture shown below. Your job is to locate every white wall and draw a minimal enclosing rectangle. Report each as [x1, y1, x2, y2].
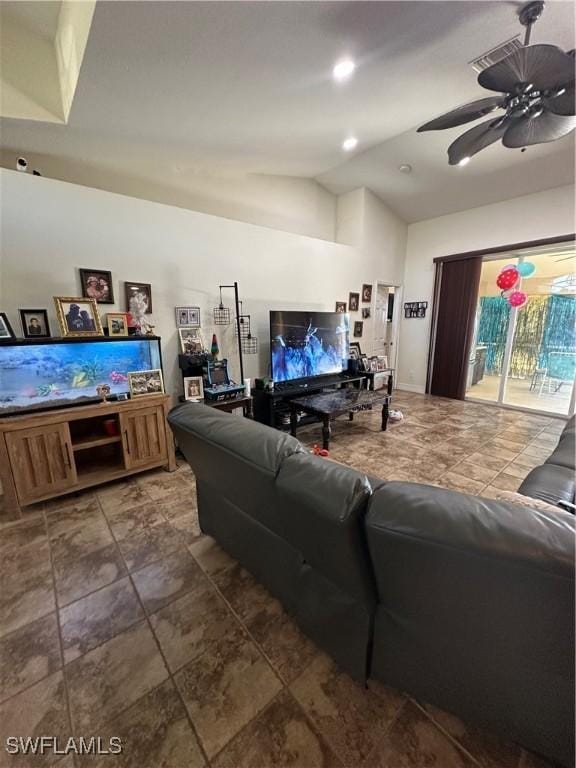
[0, 169, 407, 400]
[0, 150, 337, 242]
[397, 185, 576, 393]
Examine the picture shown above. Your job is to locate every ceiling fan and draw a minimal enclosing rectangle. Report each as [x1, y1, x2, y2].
[417, 1, 576, 165]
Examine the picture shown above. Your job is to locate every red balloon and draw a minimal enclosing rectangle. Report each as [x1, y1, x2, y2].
[496, 267, 519, 291]
[508, 291, 528, 308]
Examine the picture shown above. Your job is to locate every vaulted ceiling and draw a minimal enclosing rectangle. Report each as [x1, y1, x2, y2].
[1, 0, 574, 222]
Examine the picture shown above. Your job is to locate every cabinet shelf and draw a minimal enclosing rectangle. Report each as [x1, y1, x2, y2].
[72, 434, 122, 451]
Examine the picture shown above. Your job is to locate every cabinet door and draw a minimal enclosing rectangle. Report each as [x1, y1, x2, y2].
[120, 406, 167, 470]
[6, 423, 77, 504]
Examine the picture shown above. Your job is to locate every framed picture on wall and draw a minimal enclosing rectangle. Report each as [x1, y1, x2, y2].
[175, 306, 201, 327]
[54, 297, 103, 337]
[19, 309, 51, 339]
[0, 312, 15, 341]
[79, 268, 114, 304]
[362, 308, 371, 319]
[349, 292, 359, 312]
[362, 284, 373, 303]
[335, 302, 347, 313]
[125, 282, 152, 314]
[353, 320, 363, 338]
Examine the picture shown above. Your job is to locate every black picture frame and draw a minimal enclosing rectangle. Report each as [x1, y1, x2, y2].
[19, 309, 51, 339]
[349, 341, 362, 358]
[354, 320, 363, 338]
[362, 284, 373, 303]
[335, 301, 347, 313]
[125, 281, 153, 314]
[349, 292, 359, 312]
[0, 312, 15, 341]
[79, 268, 115, 304]
[362, 307, 371, 319]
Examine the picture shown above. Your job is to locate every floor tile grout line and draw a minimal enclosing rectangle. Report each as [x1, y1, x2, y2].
[101, 492, 213, 768]
[408, 696, 487, 768]
[43, 506, 79, 768]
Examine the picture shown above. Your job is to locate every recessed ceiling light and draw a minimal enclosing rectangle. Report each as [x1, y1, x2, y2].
[458, 156, 471, 166]
[398, 164, 412, 174]
[342, 137, 358, 151]
[333, 59, 355, 81]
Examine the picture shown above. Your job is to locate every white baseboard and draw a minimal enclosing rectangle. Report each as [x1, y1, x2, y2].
[395, 382, 426, 394]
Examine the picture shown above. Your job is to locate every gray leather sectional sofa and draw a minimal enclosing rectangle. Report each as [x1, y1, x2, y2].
[168, 404, 575, 767]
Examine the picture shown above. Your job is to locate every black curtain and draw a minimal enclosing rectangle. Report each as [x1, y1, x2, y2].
[429, 257, 483, 400]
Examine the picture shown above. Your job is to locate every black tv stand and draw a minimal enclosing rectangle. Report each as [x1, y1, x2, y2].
[253, 373, 367, 429]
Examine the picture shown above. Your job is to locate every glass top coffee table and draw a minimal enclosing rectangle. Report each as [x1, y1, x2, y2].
[289, 389, 391, 450]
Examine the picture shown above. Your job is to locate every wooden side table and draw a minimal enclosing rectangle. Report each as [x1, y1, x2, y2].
[205, 396, 253, 418]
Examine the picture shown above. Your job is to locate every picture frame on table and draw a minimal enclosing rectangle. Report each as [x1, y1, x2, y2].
[179, 328, 204, 355]
[362, 284, 373, 303]
[175, 306, 201, 327]
[79, 268, 114, 304]
[0, 312, 15, 340]
[127, 368, 164, 397]
[349, 341, 362, 359]
[359, 355, 370, 372]
[107, 312, 129, 337]
[335, 301, 347, 313]
[54, 297, 103, 337]
[183, 376, 204, 402]
[348, 292, 359, 312]
[19, 309, 51, 339]
[353, 320, 363, 338]
[376, 355, 389, 371]
[125, 282, 152, 314]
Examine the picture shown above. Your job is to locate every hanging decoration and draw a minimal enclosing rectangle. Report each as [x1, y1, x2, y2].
[213, 287, 231, 325]
[508, 291, 528, 308]
[496, 267, 520, 291]
[517, 261, 536, 278]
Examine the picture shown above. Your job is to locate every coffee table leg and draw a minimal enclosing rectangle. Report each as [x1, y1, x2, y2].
[381, 400, 389, 432]
[289, 405, 298, 437]
[349, 411, 354, 422]
[322, 417, 331, 451]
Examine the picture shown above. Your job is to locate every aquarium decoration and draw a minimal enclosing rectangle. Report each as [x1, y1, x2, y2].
[0, 337, 162, 416]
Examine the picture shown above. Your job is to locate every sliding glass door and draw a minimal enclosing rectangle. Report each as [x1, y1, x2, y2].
[466, 244, 576, 416]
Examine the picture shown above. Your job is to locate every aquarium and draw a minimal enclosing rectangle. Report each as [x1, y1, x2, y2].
[0, 337, 162, 416]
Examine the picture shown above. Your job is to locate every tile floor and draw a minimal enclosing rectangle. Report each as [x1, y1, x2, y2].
[0, 392, 566, 767]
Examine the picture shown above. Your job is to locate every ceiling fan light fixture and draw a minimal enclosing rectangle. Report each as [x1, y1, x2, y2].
[333, 59, 355, 81]
[342, 137, 358, 151]
[458, 156, 471, 166]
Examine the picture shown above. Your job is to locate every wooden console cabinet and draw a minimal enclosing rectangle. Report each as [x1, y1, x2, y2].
[0, 395, 176, 517]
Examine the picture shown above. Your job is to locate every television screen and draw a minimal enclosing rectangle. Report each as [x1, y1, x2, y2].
[0, 337, 162, 416]
[270, 311, 349, 383]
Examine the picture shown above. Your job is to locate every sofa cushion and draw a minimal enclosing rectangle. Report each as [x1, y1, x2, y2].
[545, 428, 576, 471]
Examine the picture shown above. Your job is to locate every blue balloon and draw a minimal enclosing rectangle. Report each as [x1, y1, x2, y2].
[518, 261, 535, 277]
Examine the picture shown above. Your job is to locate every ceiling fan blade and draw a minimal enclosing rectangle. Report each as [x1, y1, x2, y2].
[478, 44, 574, 93]
[447, 116, 509, 165]
[417, 97, 505, 131]
[502, 110, 576, 147]
[544, 81, 575, 116]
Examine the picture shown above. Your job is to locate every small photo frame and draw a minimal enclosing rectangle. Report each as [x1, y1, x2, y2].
[0, 312, 15, 340]
[179, 328, 204, 355]
[54, 297, 103, 337]
[19, 309, 51, 339]
[369, 357, 379, 372]
[335, 301, 347, 313]
[349, 292, 359, 312]
[376, 355, 389, 371]
[79, 268, 114, 304]
[183, 376, 204, 402]
[128, 368, 164, 397]
[349, 341, 362, 359]
[175, 306, 201, 327]
[353, 320, 363, 338]
[362, 284, 373, 303]
[125, 282, 152, 314]
[360, 355, 370, 372]
[107, 312, 129, 337]
[361, 308, 371, 319]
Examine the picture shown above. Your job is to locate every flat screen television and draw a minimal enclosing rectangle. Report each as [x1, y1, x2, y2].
[0, 336, 162, 416]
[270, 311, 349, 383]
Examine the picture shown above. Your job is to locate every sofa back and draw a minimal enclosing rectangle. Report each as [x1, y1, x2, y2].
[168, 402, 379, 680]
[365, 481, 575, 766]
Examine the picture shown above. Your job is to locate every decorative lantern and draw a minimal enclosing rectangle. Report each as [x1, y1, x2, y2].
[213, 288, 231, 325]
